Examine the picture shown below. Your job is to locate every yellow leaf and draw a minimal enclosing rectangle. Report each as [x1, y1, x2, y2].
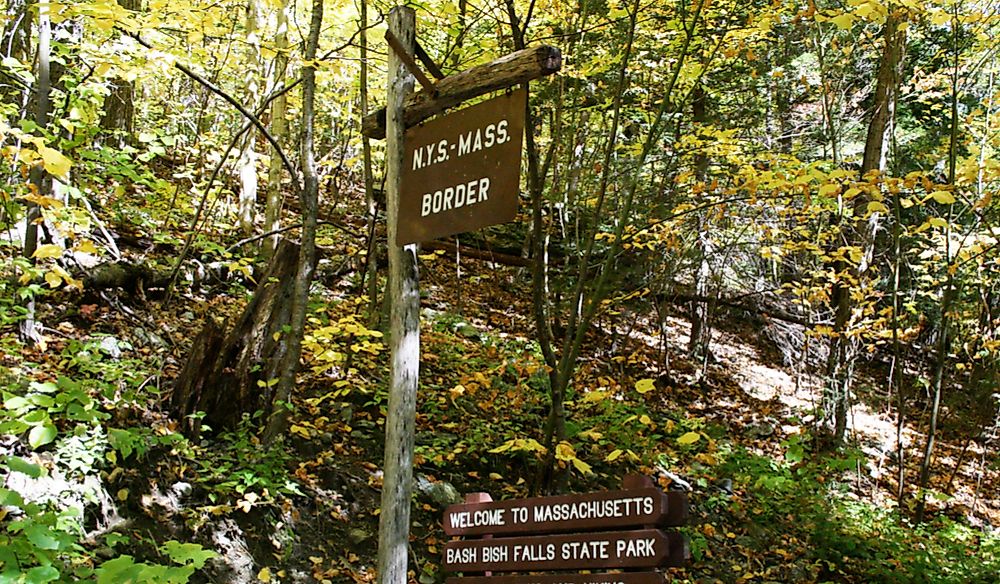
[677, 432, 701, 445]
[854, 0, 881, 20]
[866, 201, 889, 214]
[931, 10, 950, 25]
[818, 184, 840, 197]
[21, 193, 64, 208]
[830, 12, 855, 29]
[581, 390, 609, 403]
[258, 567, 272, 582]
[571, 457, 593, 474]
[45, 271, 62, 288]
[639, 414, 654, 426]
[929, 217, 949, 228]
[37, 145, 72, 178]
[605, 449, 623, 462]
[489, 472, 503, 480]
[555, 442, 575, 461]
[74, 239, 99, 254]
[635, 378, 655, 394]
[32, 244, 63, 259]
[929, 190, 955, 204]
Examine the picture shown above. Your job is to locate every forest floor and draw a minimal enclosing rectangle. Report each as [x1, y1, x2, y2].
[4, 223, 1000, 584]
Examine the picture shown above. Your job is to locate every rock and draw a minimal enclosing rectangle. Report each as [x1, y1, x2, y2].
[413, 474, 462, 507]
[99, 336, 123, 358]
[347, 528, 369, 546]
[453, 322, 480, 340]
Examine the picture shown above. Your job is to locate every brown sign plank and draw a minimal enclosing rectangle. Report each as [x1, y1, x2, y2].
[442, 529, 687, 572]
[446, 572, 665, 584]
[398, 88, 525, 245]
[442, 488, 687, 537]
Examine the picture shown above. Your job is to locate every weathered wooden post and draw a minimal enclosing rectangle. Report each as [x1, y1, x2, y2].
[370, 12, 561, 583]
[377, 6, 420, 584]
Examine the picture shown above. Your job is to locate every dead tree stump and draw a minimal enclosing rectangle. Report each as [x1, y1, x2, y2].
[170, 239, 300, 436]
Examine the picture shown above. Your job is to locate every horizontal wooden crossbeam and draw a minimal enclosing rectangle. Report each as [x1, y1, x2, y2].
[362, 44, 562, 139]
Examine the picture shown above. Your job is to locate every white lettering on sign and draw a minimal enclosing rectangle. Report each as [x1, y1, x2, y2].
[448, 508, 507, 530]
[532, 496, 654, 523]
[482, 545, 509, 563]
[420, 177, 491, 217]
[412, 140, 450, 171]
[446, 546, 478, 565]
[513, 543, 556, 562]
[616, 538, 655, 558]
[410, 120, 510, 171]
[560, 540, 610, 561]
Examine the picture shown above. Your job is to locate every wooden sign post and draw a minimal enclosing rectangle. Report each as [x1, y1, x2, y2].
[373, 8, 561, 584]
[377, 8, 420, 584]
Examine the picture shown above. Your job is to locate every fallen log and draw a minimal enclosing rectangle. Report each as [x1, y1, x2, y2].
[361, 45, 562, 139]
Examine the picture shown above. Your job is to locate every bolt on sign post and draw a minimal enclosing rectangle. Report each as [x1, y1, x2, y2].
[441, 475, 689, 584]
[371, 9, 561, 584]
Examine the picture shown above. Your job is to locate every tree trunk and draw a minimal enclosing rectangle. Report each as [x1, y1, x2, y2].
[358, 0, 380, 323]
[238, 0, 263, 237]
[19, 0, 50, 345]
[99, 0, 141, 143]
[688, 83, 712, 363]
[263, 0, 323, 442]
[822, 9, 905, 445]
[1, 0, 34, 111]
[262, 0, 291, 261]
[915, 4, 958, 522]
[170, 239, 299, 435]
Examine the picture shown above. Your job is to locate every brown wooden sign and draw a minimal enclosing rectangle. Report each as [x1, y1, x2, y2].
[442, 529, 686, 572]
[446, 572, 665, 584]
[398, 88, 526, 245]
[443, 488, 687, 537]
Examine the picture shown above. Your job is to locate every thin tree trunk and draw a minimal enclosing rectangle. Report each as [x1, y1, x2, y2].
[688, 83, 712, 363]
[263, 0, 291, 261]
[263, 0, 322, 443]
[915, 2, 961, 522]
[19, 0, 50, 345]
[1, 0, 33, 111]
[377, 8, 420, 584]
[99, 0, 141, 143]
[358, 0, 380, 323]
[822, 8, 906, 445]
[238, 0, 263, 237]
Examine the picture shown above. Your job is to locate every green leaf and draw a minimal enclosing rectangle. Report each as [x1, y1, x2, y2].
[0, 487, 26, 506]
[25, 524, 60, 550]
[29, 423, 57, 449]
[4, 395, 30, 411]
[160, 541, 217, 568]
[25, 565, 60, 584]
[96, 556, 145, 584]
[4, 456, 44, 478]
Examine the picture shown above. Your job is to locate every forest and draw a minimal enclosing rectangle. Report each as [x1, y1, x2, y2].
[1, 0, 999, 582]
